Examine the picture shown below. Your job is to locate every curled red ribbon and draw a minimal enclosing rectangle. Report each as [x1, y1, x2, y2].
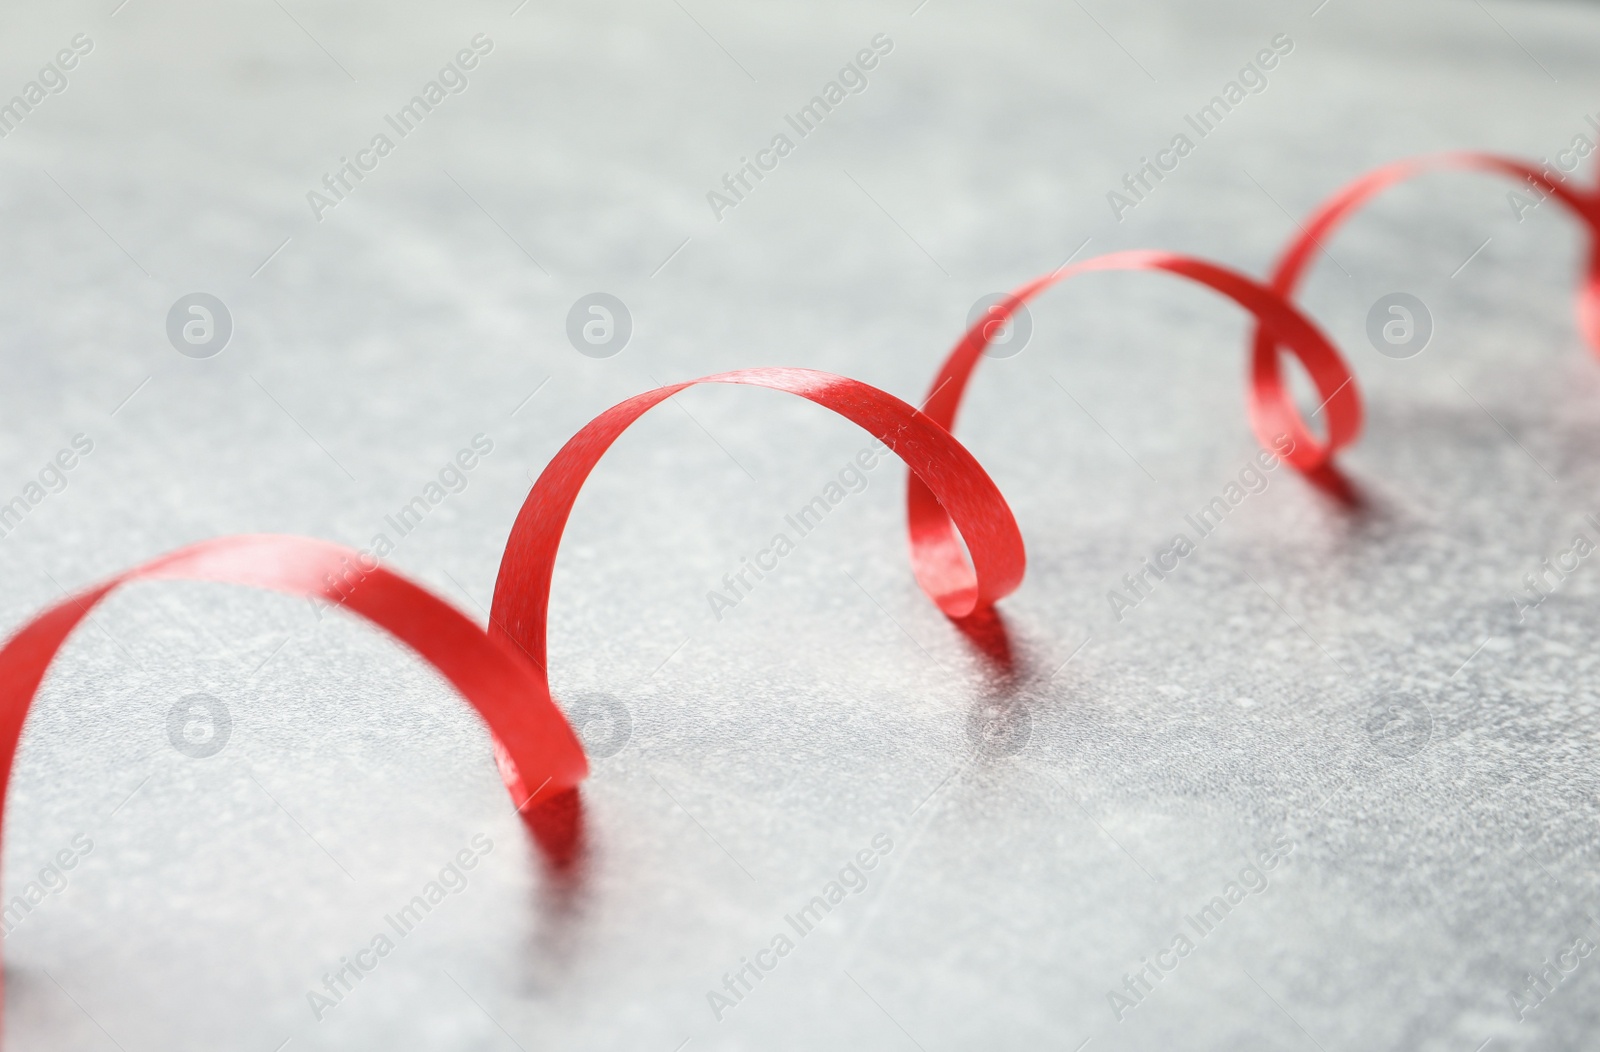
[468, 368, 1025, 809]
[486, 366, 1027, 717]
[2, 152, 1598, 1031]
[0, 369, 1023, 1021]
[909, 156, 1600, 586]
[1255, 152, 1600, 360]
[0, 366, 1023, 916]
[909, 249, 1362, 584]
[0, 534, 591, 824]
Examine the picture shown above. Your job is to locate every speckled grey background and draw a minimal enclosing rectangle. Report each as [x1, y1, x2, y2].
[2, 0, 1599, 1048]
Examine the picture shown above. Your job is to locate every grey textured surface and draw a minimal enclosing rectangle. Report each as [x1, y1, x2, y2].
[2, 0, 1600, 1048]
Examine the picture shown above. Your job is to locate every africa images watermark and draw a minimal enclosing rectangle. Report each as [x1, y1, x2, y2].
[0, 34, 94, 138]
[1511, 514, 1600, 623]
[1508, 912, 1600, 1021]
[1507, 110, 1600, 222]
[1107, 834, 1295, 1022]
[319, 434, 494, 604]
[1105, 433, 1296, 622]
[1, 832, 94, 939]
[305, 34, 494, 222]
[305, 833, 493, 1020]
[1107, 33, 1294, 222]
[705, 831, 893, 1022]
[0, 433, 95, 542]
[705, 437, 891, 620]
[705, 33, 894, 222]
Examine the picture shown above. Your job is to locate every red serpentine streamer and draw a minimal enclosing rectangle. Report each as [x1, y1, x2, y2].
[909, 250, 1362, 587]
[0, 153, 1596, 1028]
[0, 370, 1025, 1025]
[910, 158, 1600, 589]
[1254, 152, 1600, 363]
[0, 535, 591, 828]
[0, 369, 1024, 807]
[483, 367, 1026, 800]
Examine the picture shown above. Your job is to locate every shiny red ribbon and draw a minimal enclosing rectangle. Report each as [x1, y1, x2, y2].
[483, 367, 1025, 798]
[2, 152, 1598, 1031]
[0, 369, 1024, 860]
[1254, 152, 1600, 358]
[911, 157, 1600, 579]
[0, 535, 590, 823]
[910, 250, 1363, 588]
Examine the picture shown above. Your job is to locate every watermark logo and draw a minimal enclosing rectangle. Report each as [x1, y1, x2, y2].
[317, 434, 496, 607]
[166, 293, 232, 358]
[0, 433, 94, 541]
[707, 439, 890, 621]
[1508, 114, 1600, 222]
[967, 293, 1033, 359]
[305, 34, 494, 222]
[1107, 436, 1295, 623]
[706, 831, 893, 1021]
[167, 693, 231, 758]
[1364, 694, 1431, 758]
[1107, 834, 1295, 1021]
[1, 832, 93, 938]
[0, 34, 94, 139]
[1512, 517, 1599, 622]
[1365, 293, 1432, 359]
[706, 34, 894, 223]
[965, 697, 1031, 757]
[563, 695, 632, 758]
[566, 293, 632, 358]
[1107, 33, 1293, 222]
[1509, 913, 1600, 1020]
[306, 833, 493, 1021]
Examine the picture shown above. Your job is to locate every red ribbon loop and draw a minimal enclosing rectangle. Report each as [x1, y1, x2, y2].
[0, 369, 1026, 934]
[909, 249, 1362, 584]
[0, 534, 590, 832]
[487, 369, 1028, 701]
[7, 152, 1599, 1034]
[1256, 152, 1600, 368]
[0, 370, 1027, 910]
